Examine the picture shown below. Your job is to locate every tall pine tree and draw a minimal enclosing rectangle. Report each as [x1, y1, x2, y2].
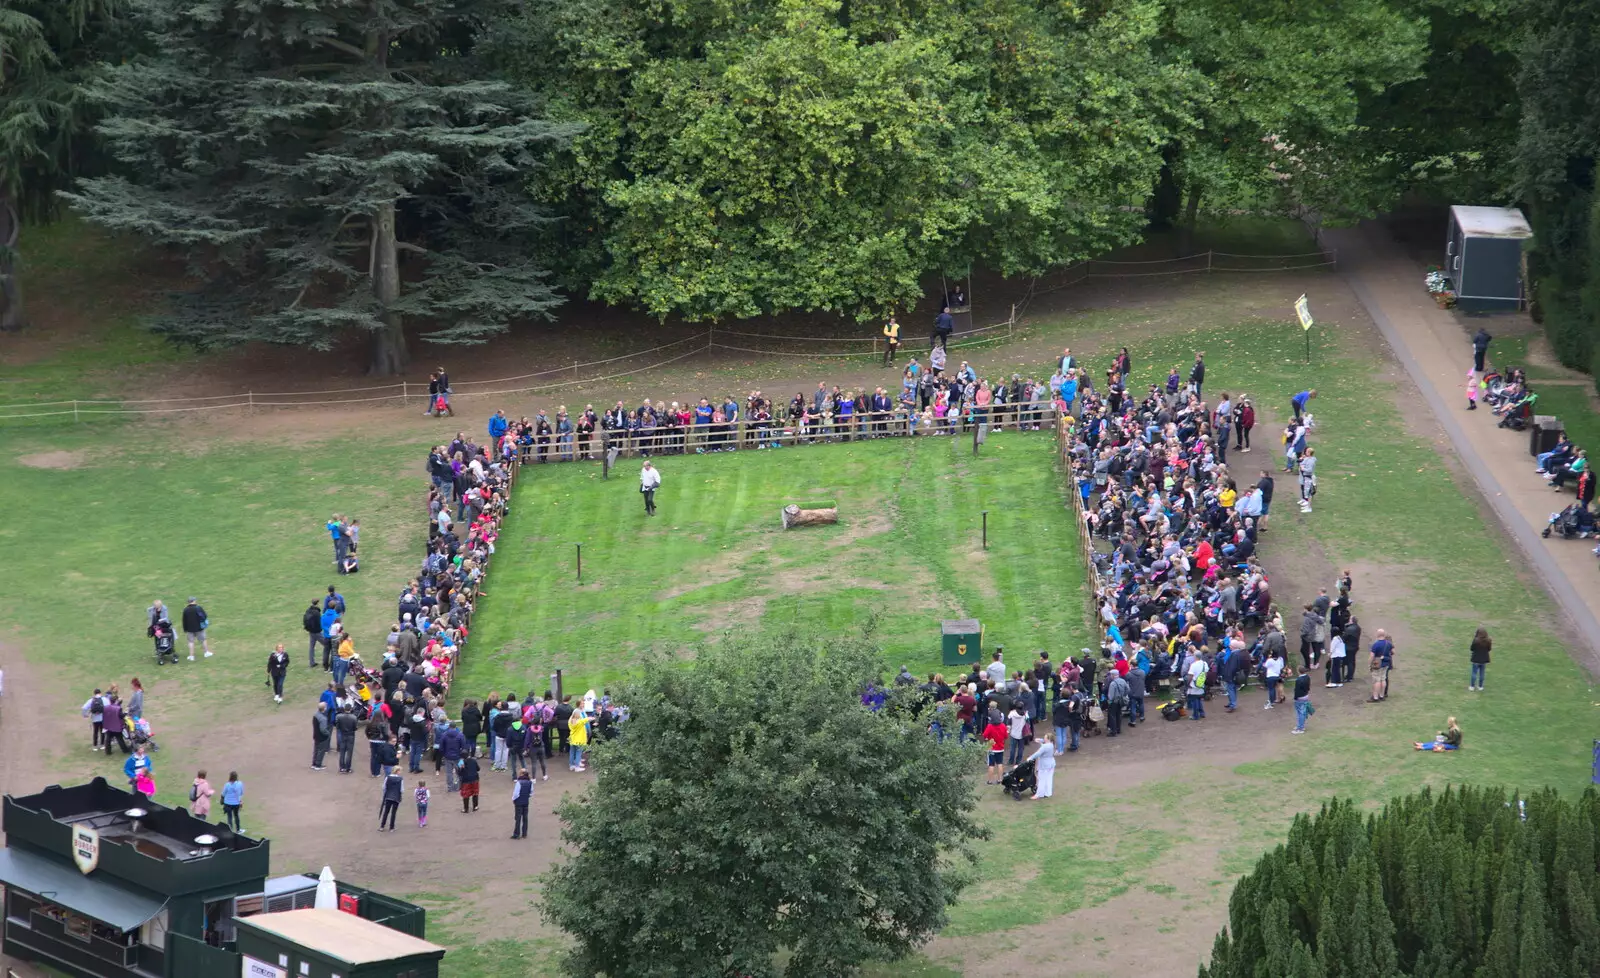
[63, 0, 577, 373]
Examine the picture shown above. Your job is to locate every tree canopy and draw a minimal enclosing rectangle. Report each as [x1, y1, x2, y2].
[62, 0, 577, 373]
[1201, 786, 1600, 978]
[540, 631, 985, 978]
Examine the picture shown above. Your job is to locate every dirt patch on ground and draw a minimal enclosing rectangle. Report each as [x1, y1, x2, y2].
[16, 449, 88, 469]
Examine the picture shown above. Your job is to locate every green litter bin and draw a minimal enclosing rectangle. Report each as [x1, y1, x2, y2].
[942, 619, 983, 667]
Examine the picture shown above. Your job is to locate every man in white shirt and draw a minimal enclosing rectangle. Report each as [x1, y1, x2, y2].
[984, 649, 1007, 686]
[640, 461, 661, 516]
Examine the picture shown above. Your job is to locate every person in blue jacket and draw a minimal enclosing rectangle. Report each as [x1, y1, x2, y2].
[1291, 388, 1317, 420]
[319, 606, 341, 671]
[487, 410, 509, 442]
[124, 747, 153, 792]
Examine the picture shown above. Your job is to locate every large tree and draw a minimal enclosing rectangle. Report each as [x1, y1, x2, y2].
[0, 0, 127, 331]
[63, 0, 577, 374]
[1514, 0, 1600, 382]
[541, 632, 986, 978]
[1152, 0, 1430, 234]
[493, 0, 1196, 321]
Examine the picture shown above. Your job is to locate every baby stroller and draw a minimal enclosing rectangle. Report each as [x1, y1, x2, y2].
[1543, 503, 1597, 539]
[1496, 392, 1537, 430]
[127, 716, 161, 752]
[1001, 758, 1037, 801]
[151, 623, 178, 665]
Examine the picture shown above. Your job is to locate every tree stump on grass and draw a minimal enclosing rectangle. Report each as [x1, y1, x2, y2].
[782, 502, 838, 529]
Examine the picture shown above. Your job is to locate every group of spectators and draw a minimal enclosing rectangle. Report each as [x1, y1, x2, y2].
[471, 360, 1070, 462]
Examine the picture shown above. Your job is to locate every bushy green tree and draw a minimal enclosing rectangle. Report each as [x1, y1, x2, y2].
[0, 0, 129, 330]
[540, 632, 986, 978]
[495, 0, 1196, 321]
[1514, 0, 1600, 384]
[1201, 786, 1600, 978]
[62, 0, 577, 373]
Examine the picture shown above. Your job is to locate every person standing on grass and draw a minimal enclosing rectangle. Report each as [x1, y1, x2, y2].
[1370, 629, 1394, 701]
[181, 597, 212, 660]
[640, 460, 661, 516]
[82, 688, 106, 750]
[101, 695, 128, 754]
[1472, 328, 1492, 372]
[378, 769, 402, 832]
[1256, 470, 1275, 532]
[982, 711, 1007, 784]
[510, 770, 533, 839]
[1005, 700, 1030, 767]
[302, 601, 324, 668]
[1291, 388, 1316, 421]
[1189, 352, 1206, 400]
[127, 678, 144, 722]
[434, 366, 454, 417]
[1469, 627, 1492, 691]
[882, 315, 901, 366]
[221, 772, 244, 831]
[267, 644, 288, 703]
[1291, 670, 1312, 734]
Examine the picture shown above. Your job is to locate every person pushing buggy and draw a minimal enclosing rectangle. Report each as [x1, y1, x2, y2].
[147, 600, 178, 666]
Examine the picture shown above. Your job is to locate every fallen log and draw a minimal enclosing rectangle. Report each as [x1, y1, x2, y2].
[782, 504, 839, 529]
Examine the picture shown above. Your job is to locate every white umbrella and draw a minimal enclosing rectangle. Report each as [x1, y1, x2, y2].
[314, 866, 337, 910]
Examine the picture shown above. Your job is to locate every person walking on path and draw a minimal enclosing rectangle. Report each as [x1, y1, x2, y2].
[1370, 629, 1395, 701]
[510, 770, 533, 839]
[1472, 328, 1492, 372]
[1469, 627, 1492, 691]
[190, 770, 215, 818]
[1026, 739, 1055, 800]
[267, 644, 288, 703]
[882, 315, 901, 367]
[458, 753, 481, 813]
[415, 780, 431, 827]
[1291, 671, 1313, 733]
[440, 720, 466, 792]
[1291, 388, 1317, 421]
[378, 770, 402, 831]
[220, 772, 244, 831]
[311, 703, 332, 771]
[180, 598, 213, 660]
[932, 307, 954, 351]
[640, 460, 661, 516]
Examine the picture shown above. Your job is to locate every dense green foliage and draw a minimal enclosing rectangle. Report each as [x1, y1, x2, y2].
[540, 633, 984, 978]
[1514, 0, 1600, 383]
[0, 0, 131, 329]
[1202, 786, 1600, 978]
[62, 0, 575, 372]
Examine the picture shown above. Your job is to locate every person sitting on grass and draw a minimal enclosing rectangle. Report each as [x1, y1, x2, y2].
[1415, 717, 1462, 751]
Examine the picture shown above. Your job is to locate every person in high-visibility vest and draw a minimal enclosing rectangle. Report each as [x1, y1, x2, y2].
[882, 315, 901, 367]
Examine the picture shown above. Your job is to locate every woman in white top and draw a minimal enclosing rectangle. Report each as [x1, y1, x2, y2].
[1027, 738, 1056, 800]
[1263, 651, 1286, 708]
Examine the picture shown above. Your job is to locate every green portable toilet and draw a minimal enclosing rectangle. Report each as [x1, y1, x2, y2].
[941, 619, 982, 667]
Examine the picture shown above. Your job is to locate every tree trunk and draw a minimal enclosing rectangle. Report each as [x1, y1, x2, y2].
[369, 199, 408, 375]
[781, 504, 839, 529]
[1178, 184, 1202, 256]
[1146, 143, 1183, 231]
[0, 192, 23, 332]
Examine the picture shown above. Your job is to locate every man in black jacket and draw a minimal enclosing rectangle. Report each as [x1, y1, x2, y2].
[181, 598, 212, 661]
[510, 771, 532, 839]
[1189, 352, 1206, 400]
[553, 698, 575, 755]
[267, 644, 289, 703]
[302, 601, 323, 667]
[335, 706, 359, 774]
[311, 704, 332, 771]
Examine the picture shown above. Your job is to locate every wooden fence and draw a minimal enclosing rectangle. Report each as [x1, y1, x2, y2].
[1054, 414, 1103, 638]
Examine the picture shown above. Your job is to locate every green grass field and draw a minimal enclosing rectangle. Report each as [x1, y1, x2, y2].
[8, 219, 1600, 977]
[458, 432, 1089, 696]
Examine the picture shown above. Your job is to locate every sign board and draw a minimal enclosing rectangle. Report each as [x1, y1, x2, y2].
[1294, 294, 1314, 331]
[243, 955, 288, 978]
[71, 823, 99, 875]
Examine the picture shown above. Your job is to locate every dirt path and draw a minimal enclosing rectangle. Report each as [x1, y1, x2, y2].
[1326, 223, 1600, 677]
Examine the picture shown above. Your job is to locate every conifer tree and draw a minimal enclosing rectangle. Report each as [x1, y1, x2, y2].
[63, 0, 576, 373]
